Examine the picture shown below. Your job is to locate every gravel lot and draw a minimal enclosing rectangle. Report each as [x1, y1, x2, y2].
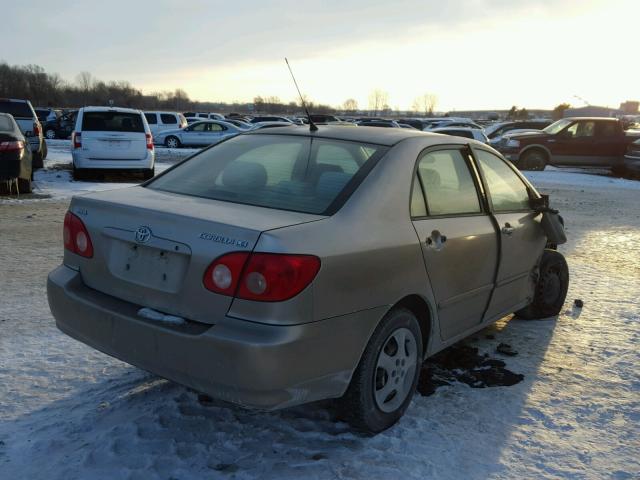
[1, 149, 639, 479]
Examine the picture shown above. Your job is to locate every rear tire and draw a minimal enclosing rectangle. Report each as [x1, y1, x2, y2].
[519, 149, 547, 171]
[338, 308, 423, 433]
[165, 136, 180, 148]
[72, 166, 87, 181]
[32, 151, 44, 170]
[516, 249, 569, 319]
[45, 129, 56, 140]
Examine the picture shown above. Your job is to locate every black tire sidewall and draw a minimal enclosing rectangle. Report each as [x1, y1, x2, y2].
[517, 249, 569, 319]
[348, 308, 423, 433]
[521, 150, 547, 171]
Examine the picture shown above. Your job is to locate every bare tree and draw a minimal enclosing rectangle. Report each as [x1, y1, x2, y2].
[368, 89, 389, 116]
[343, 98, 358, 112]
[412, 93, 438, 116]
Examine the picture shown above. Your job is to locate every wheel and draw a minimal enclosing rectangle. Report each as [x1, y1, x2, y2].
[72, 165, 87, 181]
[41, 140, 48, 161]
[32, 151, 44, 170]
[519, 149, 547, 171]
[165, 136, 180, 149]
[45, 129, 56, 140]
[17, 178, 32, 193]
[516, 249, 569, 319]
[142, 167, 155, 180]
[338, 308, 423, 433]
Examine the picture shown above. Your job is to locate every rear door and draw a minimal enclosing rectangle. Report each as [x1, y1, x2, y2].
[144, 112, 158, 135]
[594, 121, 627, 166]
[472, 148, 546, 319]
[81, 111, 147, 160]
[202, 122, 227, 145]
[411, 147, 498, 340]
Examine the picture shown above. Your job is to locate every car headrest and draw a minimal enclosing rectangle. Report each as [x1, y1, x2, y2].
[420, 168, 441, 188]
[309, 163, 344, 185]
[316, 172, 351, 198]
[222, 161, 267, 189]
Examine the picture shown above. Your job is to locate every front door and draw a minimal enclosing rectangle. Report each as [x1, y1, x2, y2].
[411, 147, 498, 340]
[473, 148, 546, 319]
[550, 119, 596, 165]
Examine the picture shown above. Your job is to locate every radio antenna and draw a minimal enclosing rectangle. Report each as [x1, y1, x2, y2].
[285, 58, 317, 132]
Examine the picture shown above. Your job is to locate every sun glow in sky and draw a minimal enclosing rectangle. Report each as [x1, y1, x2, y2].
[2, 0, 638, 111]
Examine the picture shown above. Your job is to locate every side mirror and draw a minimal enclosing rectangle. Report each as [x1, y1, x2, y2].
[530, 193, 549, 212]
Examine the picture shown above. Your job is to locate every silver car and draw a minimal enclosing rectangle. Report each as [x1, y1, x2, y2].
[47, 126, 569, 433]
[155, 120, 243, 148]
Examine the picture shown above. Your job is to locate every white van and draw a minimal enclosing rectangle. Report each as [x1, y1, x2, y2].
[143, 111, 187, 136]
[71, 106, 155, 179]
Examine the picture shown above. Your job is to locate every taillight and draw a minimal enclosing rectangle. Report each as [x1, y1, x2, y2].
[63, 211, 93, 258]
[146, 133, 154, 150]
[0, 140, 25, 152]
[203, 252, 320, 302]
[71, 131, 82, 149]
[33, 122, 40, 137]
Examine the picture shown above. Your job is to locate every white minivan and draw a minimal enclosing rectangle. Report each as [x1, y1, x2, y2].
[143, 111, 187, 136]
[71, 107, 155, 179]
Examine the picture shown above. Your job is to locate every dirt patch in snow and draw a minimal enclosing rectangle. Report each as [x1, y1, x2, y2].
[417, 344, 524, 396]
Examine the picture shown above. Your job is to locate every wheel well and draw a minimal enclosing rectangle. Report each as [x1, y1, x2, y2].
[521, 146, 549, 161]
[394, 295, 432, 352]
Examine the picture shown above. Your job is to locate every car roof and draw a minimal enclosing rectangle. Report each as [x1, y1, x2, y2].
[562, 117, 618, 122]
[81, 106, 142, 114]
[432, 126, 481, 132]
[246, 124, 456, 146]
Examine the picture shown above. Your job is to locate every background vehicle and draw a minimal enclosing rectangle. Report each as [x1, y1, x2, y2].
[484, 120, 551, 142]
[623, 138, 640, 178]
[249, 116, 293, 124]
[431, 126, 489, 143]
[0, 98, 46, 169]
[35, 108, 60, 123]
[71, 106, 155, 179]
[154, 119, 243, 148]
[48, 126, 568, 434]
[222, 118, 254, 130]
[143, 111, 187, 136]
[497, 117, 640, 170]
[183, 112, 225, 121]
[184, 117, 202, 125]
[427, 119, 482, 130]
[43, 109, 77, 139]
[489, 128, 544, 147]
[0, 113, 32, 193]
[356, 119, 401, 128]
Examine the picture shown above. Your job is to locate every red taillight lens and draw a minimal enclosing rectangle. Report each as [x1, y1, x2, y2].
[146, 133, 154, 150]
[203, 252, 320, 301]
[63, 211, 93, 258]
[71, 131, 82, 149]
[0, 140, 25, 152]
[203, 252, 250, 296]
[33, 122, 40, 137]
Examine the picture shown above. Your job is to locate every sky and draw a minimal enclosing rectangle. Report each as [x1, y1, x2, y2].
[1, 0, 638, 111]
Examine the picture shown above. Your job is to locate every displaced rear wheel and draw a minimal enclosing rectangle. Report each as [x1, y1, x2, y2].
[519, 149, 547, 171]
[516, 249, 569, 319]
[339, 308, 422, 433]
[165, 136, 180, 149]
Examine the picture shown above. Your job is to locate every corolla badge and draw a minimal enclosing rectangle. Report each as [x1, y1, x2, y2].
[135, 226, 152, 244]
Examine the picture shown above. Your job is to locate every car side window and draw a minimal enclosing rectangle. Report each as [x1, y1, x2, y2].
[566, 121, 595, 138]
[597, 122, 617, 137]
[416, 149, 481, 216]
[475, 150, 530, 212]
[206, 123, 224, 132]
[191, 123, 206, 132]
[160, 113, 177, 124]
[144, 113, 157, 125]
[410, 174, 427, 217]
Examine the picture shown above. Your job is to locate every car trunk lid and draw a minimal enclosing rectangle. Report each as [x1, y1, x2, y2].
[67, 186, 324, 324]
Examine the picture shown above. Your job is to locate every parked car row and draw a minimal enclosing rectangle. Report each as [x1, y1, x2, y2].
[0, 98, 47, 170]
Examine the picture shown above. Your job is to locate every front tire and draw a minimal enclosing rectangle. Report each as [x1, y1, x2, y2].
[519, 149, 547, 171]
[338, 308, 423, 433]
[165, 136, 180, 149]
[516, 249, 569, 319]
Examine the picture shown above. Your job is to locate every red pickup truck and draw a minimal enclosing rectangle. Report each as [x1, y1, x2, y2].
[497, 117, 640, 171]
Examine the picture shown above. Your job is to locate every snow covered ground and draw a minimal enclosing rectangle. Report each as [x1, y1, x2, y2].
[0, 149, 639, 479]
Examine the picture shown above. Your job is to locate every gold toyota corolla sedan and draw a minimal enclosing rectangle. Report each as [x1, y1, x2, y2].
[47, 125, 568, 433]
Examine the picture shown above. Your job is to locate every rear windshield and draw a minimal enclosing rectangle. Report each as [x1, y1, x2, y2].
[148, 134, 386, 214]
[0, 101, 33, 119]
[82, 111, 145, 132]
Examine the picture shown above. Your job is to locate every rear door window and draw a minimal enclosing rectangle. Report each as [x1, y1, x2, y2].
[0, 101, 33, 119]
[144, 113, 157, 124]
[416, 149, 482, 216]
[148, 135, 386, 214]
[82, 111, 145, 132]
[161, 113, 177, 124]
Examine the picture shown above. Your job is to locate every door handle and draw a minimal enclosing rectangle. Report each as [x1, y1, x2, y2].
[501, 223, 514, 236]
[547, 139, 556, 143]
[426, 230, 447, 249]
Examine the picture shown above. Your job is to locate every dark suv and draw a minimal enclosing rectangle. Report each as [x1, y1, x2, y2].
[0, 98, 47, 169]
[43, 109, 77, 139]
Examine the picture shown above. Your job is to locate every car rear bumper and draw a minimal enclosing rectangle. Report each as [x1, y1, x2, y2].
[72, 151, 155, 170]
[47, 265, 383, 410]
